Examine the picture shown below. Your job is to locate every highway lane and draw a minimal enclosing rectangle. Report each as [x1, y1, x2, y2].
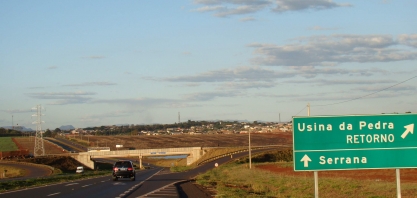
[0, 167, 162, 198]
[48, 137, 88, 152]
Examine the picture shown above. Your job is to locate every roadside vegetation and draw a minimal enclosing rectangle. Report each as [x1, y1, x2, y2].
[0, 170, 110, 192]
[196, 149, 417, 198]
[0, 165, 25, 178]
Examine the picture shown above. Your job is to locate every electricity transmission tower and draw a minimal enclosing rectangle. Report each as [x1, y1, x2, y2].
[32, 104, 45, 156]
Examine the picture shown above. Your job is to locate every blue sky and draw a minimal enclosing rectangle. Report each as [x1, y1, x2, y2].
[1, 0, 417, 129]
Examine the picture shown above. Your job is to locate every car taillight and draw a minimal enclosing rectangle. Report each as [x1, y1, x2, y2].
[113, 167, 118, 171]
[128, 167, 133, 171]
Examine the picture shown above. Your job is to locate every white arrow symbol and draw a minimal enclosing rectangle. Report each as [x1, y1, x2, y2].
[401, 124, 414, 139]
[300, 154, 312, 168]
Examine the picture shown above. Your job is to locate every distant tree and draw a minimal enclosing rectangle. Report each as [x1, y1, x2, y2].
[51, 128, 61, 138]
[44, 129, 52, 137]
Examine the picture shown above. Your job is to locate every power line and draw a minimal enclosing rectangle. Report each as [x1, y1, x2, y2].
[313, 75, 417, 107]
[294, 106, 307, 116]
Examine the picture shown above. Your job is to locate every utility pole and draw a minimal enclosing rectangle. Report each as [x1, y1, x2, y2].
[249, 129, 252, 169]
[307, 103, 318, 198]
[12, 115, 14, 130]
[32, 105, 45, 156]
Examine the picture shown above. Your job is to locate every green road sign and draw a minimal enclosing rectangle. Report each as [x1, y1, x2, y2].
[293, 113, 417, 171]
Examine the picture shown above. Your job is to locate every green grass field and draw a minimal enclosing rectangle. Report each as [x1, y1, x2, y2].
[0, 137, 18, 152]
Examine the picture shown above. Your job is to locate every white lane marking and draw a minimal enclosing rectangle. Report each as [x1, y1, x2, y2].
[65, 183, 79, 186]
[82, 184, 92, 187]
[138, 180, 186, 197]
[47, 192, 61, 196]
[117, 168, 164, 198]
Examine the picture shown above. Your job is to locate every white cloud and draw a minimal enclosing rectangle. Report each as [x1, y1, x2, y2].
[273, 0, 352, 13]
[27, 91, 96, 105]
[192, 0, 351, 17]
[288, 66, 388, 78]
[156, 66, 296, 83]
[284, 79, 396, 86]
[194, 5, 224, 12]
[152, 66, 389, 85]
[183, 91, 243, 101]
[63, 82, 117, 87]
[219, 82, 275, 90]
[353, 85, 416, 92]
[249, 34, 417, 66]
[398, 34, 417, 48]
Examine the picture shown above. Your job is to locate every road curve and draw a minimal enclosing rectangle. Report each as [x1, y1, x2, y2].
[0, 161, 52, 182]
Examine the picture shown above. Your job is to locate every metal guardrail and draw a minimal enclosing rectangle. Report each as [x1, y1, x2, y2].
[83, 147, 201, 157]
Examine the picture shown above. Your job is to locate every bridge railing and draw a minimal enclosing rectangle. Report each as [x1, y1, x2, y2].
[82, 147, 201, 157]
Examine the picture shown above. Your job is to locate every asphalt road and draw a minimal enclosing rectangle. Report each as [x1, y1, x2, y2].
[0, 147, 283, 198]
[47, 137, 88, 152]
[0, 167, 162, 198]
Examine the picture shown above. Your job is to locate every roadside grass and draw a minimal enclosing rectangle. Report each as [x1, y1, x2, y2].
[196, 149, 417, 197]
[0, 137, 18, 152]
[196, 162, 417, 198]
[0, 170, 111, 193]
[143, 157, 192, 172]
[0, 165, 26, 178]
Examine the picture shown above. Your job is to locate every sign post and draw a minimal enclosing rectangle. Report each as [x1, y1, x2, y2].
[293, 113, 417, 197]
[293, 114, 417, 171]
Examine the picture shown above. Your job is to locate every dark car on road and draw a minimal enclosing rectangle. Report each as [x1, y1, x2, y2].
[112, 160, 136, 181]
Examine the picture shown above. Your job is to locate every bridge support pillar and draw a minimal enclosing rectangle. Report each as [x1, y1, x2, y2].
[71, 154, 95, 170]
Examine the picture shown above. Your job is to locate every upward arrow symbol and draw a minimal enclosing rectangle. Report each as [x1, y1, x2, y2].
[401, 124, 414, 139]
[300, 154, 312, 168]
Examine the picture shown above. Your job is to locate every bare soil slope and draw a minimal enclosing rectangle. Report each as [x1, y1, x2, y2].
[19, 156, 86, 172]
[258, 164, 417, 183]
[13, 137, 68, 155]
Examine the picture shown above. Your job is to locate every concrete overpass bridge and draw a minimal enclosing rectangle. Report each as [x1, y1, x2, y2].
[71, 147, 204, 169]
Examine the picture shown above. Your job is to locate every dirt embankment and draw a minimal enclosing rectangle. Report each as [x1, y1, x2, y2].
[258, 164, 417, 183]
[19, 156, 86, 173]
